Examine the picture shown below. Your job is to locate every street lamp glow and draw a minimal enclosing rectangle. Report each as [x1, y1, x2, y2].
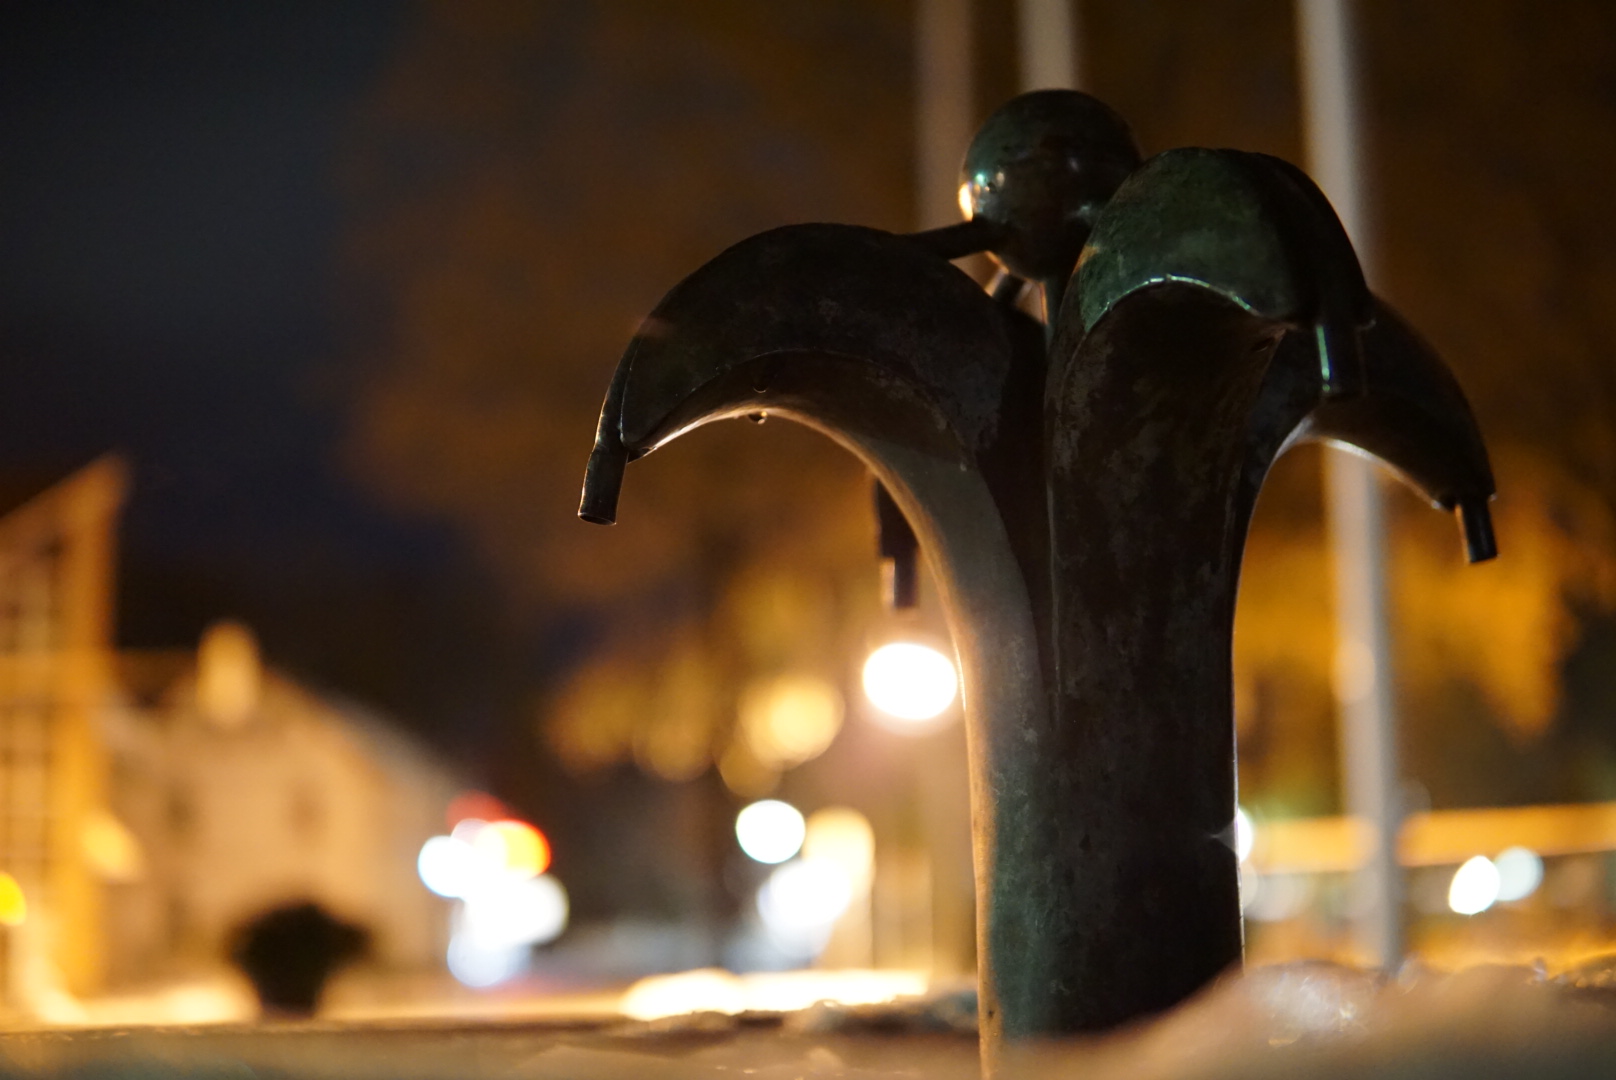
[418, 834, 481, 898]
[1494, 846, 1543, 903]
[0, 872, 26, 927]
[862, 642, 957, 722]
[1448, 855, 1501, 915]
[474, 819, 551, 878]
[444, 871, 570, 988]
[461, 873, 569, 950]
[804, 806, 875, 893]
[735, 799, 806, 864]
[757, 857, 854, 954]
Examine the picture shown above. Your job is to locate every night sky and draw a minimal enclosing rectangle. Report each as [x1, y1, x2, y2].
[0, 4, 519, 762]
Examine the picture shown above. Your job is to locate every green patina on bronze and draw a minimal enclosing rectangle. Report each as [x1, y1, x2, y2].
[579, 89, 1497, 1075]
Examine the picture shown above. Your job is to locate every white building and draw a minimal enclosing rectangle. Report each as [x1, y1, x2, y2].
[0, 456, 460, 1007]
[107, 622, 460, 986]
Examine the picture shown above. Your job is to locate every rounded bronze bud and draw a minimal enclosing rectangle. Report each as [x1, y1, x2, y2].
[960, 90, 1142, 282]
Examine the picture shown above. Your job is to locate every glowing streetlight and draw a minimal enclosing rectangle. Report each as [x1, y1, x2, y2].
[418, 834, 480, 899]
[1448, 855, 1501, 915]
[420, 818, 570, 989]
[861, 642, 957, 725]
[0, 872, 25, 927]
[474, 819, 552, 878]
[757, 858, 854, 954]
[419, 817, 553, 898]
[447, 874, 569, 988]
[735, 799, 806, 864]
[803, 806, 875, 892]
[1493, 846, 1543, 903]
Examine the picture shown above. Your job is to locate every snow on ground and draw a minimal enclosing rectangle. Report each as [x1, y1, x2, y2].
[4, 961, 1616, 1078]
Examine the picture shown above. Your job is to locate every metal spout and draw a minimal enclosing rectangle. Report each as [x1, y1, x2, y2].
[1296, 300, 1497, 564]
[875, 481, 919, 609]
[578, 434, 626, 526]
[1458, 496, 1497, 564]
[578, 362, 631, 525]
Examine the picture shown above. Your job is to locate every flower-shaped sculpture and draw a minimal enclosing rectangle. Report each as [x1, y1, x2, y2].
[579, 90, 1497, 1069]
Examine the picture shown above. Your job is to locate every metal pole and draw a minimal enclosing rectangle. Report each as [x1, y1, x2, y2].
[914, 0, 977, 978]
[916, 0, 974, 230]
[1016, 0, 1080, 91]
[1296, 0, 1404, 969]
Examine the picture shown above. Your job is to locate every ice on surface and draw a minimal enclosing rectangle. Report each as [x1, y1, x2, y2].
[5, 961, 1616, 1079]
[619, 968, 931, 1020]
[1012, 960, 1616, 1080]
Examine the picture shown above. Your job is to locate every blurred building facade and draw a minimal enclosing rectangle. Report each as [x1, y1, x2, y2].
[0, 457, 457, 1010]
[0, 458, 125, 1000]
[108, 623, 459, 988]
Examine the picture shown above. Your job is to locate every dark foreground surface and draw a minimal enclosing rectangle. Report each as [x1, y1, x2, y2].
[6, 962, 1616, 1078]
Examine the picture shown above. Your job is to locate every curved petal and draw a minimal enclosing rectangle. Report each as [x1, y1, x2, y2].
[1298, 301, 1497, 561]
[582, 224, 1021, 517]
[577, 229, 1054, 1034]
[1241, 299, 1497, 562]
[1066, 147, 1371, 397]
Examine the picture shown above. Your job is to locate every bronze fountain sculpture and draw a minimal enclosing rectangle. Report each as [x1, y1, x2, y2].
[579, 90, 1497, 1071]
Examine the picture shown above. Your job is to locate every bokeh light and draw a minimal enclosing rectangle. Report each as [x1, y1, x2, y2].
[621, 968, 747, 1019]
[1449, 855, 1502, 915]
[0, 872, 26, 927]
[862, 642, 958, 724]
[447, 934, 527, 988]
[418, 835, 480, 899]
[461, 873, 569, 951]
[418, 817, 555, 899]
[473, 819, 551, 879]
[620, 969, 928, 1020]
[444, 872, 569, 988]
[748, 807, 871, 958]
[757, 857, 853, 953]
[738, 673, 844, 768]
[450, 817, 487, 846]
[735, 799, 806, 864]
[1494, 846, 1544, 903]
[803, 806, 875, 892]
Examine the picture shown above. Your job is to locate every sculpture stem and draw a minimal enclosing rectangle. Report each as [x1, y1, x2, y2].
[982, 287, 1275, 1036]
